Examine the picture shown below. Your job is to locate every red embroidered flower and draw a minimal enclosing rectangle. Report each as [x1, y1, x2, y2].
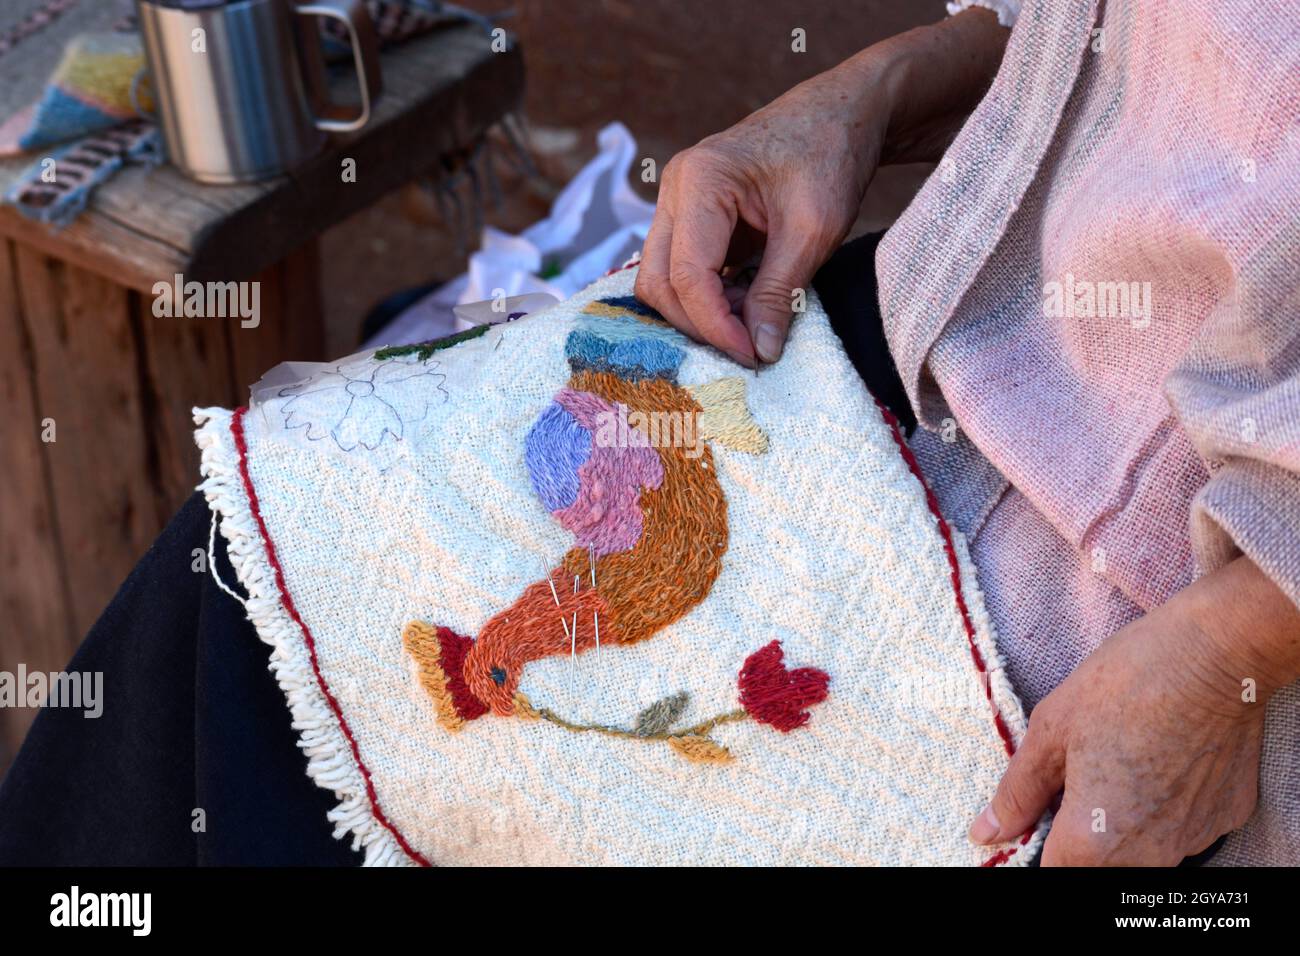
[738, 641, 830, 732]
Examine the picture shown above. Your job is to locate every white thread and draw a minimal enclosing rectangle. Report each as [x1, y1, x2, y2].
[208, 509, 248, 609]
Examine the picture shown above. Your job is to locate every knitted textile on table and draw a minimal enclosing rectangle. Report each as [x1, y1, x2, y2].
[0, 28, 161, 226]
[0, 32, 148, 157]
[195, 266, 1047, 866]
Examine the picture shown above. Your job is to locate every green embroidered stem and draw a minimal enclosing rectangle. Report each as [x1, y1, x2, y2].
[519, 698, 748, 742]
[374, 324, 489, 362]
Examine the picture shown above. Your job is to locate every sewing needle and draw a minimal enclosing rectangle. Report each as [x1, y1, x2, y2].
[547, 566, 561, 607]
[588, 545, 599, 659]
[547, 566, 571, 647]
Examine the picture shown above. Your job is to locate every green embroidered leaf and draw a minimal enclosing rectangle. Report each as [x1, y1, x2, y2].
[667, 735, 733, 764]
[632, 692, 689, 737]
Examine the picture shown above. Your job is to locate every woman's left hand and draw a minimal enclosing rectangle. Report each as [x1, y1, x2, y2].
[969, 556, 1300, 865]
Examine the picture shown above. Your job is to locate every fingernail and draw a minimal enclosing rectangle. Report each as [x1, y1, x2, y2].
[968, 805, 1001, 845]
[754, 323, 784, 363]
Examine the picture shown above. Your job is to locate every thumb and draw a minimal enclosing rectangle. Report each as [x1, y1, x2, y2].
[969, 718, 1064, 845]
[743, 225, 824, 363]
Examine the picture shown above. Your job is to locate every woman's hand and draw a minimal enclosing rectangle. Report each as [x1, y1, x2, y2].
[634, 66, 884, 367]
[635, 9, 1010, 365]
[971, 556, 1300, 865]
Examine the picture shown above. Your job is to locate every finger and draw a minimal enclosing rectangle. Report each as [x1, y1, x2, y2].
[742, 216, 825, 363]
[634, 207, 703, 342]
[969, 713, 1065, 845]
[1038, 794, 1102, 866]
[723, 282, 747, 313]
[669, 197, 756, 367]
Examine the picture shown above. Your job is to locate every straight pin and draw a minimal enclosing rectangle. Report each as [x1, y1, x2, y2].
[588, 546, 600, 660]
[571, 575, 580, 665]
[546, 568, 571, 647]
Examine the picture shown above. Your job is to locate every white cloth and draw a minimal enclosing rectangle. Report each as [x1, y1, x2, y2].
[368, 122, 655, 349]
[195, 267, 1043, 865]
[946, 0, 1022, 28]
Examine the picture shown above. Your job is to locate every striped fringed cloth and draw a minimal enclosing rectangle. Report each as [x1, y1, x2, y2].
[2, 119, 159, 226]
[879, 0, 1300, 864]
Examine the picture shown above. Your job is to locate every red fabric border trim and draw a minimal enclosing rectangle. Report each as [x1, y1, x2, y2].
[231, 407, 432, 867]
[872, 399, 1033, 867]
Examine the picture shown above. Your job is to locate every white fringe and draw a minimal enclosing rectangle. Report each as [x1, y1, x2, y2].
[193, 407, 416, 867]
[951, 527, 1052, 865]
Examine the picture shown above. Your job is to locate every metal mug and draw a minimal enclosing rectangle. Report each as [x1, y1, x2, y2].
[136, 0, 383, 184]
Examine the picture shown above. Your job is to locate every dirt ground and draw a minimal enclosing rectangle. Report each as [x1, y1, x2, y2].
[320, 0, 946, 354]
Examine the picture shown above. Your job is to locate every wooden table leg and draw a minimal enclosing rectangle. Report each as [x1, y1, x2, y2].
[0, 236, 324, 761]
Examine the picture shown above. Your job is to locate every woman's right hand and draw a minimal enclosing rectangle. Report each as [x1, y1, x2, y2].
[634, 9, 1010, 366]
[634, 65, 887, 366]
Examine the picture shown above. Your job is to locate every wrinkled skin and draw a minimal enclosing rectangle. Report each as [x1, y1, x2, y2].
[636, 9, 1010, 365]
[634, 75, 880, 366]
[970, 560, 1290, 865]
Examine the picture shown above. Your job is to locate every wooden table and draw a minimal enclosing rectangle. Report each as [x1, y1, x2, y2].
[0, 23, 523, 760]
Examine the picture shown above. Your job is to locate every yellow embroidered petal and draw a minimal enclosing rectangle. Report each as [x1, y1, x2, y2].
[686, 377, 768, 454]
[667, 734, 733, 764]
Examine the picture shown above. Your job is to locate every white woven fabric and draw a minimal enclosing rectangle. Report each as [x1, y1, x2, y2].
[946, 0, 1022, 28]
[194, 266, 1043, 866]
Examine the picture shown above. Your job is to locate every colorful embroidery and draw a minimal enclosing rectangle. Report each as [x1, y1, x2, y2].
[581, 295, 664, 323]
[523, 400, 591, 512]
[632, 692, 688, 736]
[667, 735, 735, 765]
[403, 295, 827, 762]
[686, 378, 770, 455]
[530, 387, 663, 556]
[403, 622, 488, 731]
[398, 638, 829, 763]
[738, 641, 831, 732]
[551, 370, 728, 651]
[512, 689, 747, 760]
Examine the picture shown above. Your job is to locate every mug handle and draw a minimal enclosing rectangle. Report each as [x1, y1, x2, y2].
[296, 0, 383, 133]
[129, 66, 158, 122]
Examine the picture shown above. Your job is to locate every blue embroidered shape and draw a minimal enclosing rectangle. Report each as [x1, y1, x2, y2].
[524, 400, 593, 512]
